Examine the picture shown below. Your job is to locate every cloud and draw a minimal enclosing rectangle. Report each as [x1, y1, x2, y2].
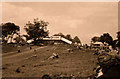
[2, 2, 44, 34]
[2, 2, 118, 44]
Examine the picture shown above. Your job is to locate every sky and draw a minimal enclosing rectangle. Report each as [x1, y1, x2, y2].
[1, 2, 118, 44]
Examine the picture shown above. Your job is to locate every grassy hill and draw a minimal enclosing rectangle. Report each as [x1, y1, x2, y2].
[2, 44, 98, 78]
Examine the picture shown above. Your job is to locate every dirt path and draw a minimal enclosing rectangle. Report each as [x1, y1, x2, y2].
[3, 46, 47, 64]
[2, 46, 41, 57]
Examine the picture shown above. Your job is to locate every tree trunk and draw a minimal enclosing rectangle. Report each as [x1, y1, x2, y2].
[34, 38, 37, 45]
[10, 33, 14, 43]
[6, 35, 10, 43]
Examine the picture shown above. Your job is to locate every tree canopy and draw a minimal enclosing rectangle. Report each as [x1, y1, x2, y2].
[14, 35, 25, 44]
[24, 18, 49, 44]
[100, 33, 113, 45]
[91, 33, 113, 46]
[64, 34, 73, 41]
[112, 31, 120, 49]
[53, 32, 65, 37]
[117, 31, 120, 40]
[91, 36, 100, 43]
[73, 36, 81, 44]
[2, 22, 20, 43]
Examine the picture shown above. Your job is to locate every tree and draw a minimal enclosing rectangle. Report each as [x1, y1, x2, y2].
[0, 25, 1, 44]
[64, 34, 73, 41]
[24, 18, 49, 45]
[112, 31, 120, 48]
[91, 36, 100, 43]
[117, 31, 120, 40]
[2, 22, 20, 43]
[100, 33, 113, 45]
[14, 35, 25, 44]
[112, 40, 118, 49]
[53, 32, 65, 37]
[23, 34, 31, 40]
[73, 36, 81, 44]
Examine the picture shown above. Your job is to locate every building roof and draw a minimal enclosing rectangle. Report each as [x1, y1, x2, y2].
[93, 42, 103, 45]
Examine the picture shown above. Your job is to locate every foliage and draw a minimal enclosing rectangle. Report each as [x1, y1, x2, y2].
[24, 18, 49, 44]
[2, 22, 20, 43]
[117, 31, 120, 40]
[91, 33, 113, 46]
[53, 32, 65, 37]
[23, 35, 31, 40]
[0, 25, 1, 44]
[14, 35, 25, 44]
[112, 31, 120, 49]
[91, 36, 100, 43]
[64, 34, 73, 41]
[73, 36, 81, 44]
[100, 33, 113, 45]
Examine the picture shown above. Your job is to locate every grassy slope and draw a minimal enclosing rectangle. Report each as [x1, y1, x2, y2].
[2, 44, 98, 78]
[2, 43, 31, 53]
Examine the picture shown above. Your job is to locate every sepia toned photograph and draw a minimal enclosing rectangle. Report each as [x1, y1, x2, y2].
[1, 0, 120, 79]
